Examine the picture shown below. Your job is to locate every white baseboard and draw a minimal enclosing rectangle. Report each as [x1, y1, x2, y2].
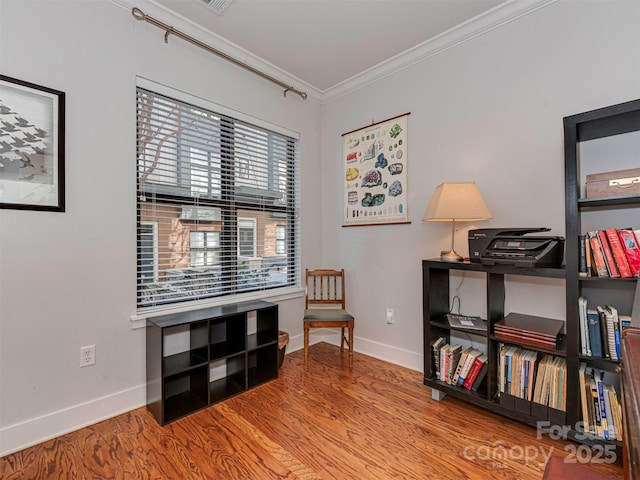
[2, 333, 422, 457]
[0, 384, 145, 457]
[286, 330, 424, 373]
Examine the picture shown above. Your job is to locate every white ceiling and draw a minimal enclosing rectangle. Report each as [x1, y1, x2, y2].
[153, 0, 505, 92]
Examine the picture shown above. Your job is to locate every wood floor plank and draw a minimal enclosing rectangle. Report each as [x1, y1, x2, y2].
[0, 343, 624, 479]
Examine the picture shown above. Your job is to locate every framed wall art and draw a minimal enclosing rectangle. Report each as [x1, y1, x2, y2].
[0, 75, 65, 212]
[342, 112, 410, 227]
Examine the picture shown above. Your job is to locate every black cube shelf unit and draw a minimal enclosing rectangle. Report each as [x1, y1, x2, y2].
[146, 300, 279, 425]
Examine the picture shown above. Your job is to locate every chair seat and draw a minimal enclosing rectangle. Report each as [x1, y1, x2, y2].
[304, 309, 354, 322]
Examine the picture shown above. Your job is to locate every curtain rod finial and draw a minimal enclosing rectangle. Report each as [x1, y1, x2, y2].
[132, 7, 145, 21]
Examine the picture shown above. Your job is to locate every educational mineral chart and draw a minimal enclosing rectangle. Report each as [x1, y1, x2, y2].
[342, 113, 409, 226]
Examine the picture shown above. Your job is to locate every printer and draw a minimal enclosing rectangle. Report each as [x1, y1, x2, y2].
[468, 227, 564, 268]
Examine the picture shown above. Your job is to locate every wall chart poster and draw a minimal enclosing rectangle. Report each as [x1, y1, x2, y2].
[342, 112, 410, 226]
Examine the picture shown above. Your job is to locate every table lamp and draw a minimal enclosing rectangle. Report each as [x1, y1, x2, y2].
[423, 181, 492, 262]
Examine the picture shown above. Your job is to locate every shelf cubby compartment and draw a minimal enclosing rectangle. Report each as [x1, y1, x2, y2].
[163, 366, 209, 423]
[210, 314, 246, 361]
[430, 315, 488, 338]
[248, 343, 278, 388]
[209, 354, 246, 403]
[251, 305, 279, 348]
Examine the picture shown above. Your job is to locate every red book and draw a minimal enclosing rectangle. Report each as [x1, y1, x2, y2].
[598, 230, 619, 277]
[618, 228, 640, 276]
[605, 228, 632, 277]
[463, 354, 487, 389]
[588, 232, 608, 277]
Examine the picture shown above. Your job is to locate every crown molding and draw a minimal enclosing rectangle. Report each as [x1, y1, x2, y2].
[110, 0, 556, 106]
[108, 0, 324, 103]
[320, 0, 558, 104]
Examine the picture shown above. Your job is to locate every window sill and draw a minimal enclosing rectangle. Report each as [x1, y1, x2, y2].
[130, 286, 305, 329]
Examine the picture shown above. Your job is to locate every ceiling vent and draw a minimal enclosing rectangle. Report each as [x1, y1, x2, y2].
[195, 0, 235, 16]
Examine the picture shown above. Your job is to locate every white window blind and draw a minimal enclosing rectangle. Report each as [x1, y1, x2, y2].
[136, 85, 300, 312]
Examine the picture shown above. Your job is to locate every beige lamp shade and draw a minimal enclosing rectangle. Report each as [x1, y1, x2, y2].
[423, 182, 492, 222]
[423, 182, 492, 261]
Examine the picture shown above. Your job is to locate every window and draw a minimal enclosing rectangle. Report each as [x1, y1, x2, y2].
[139, 222, 158, 284]
[276, 225, 286, 254]
[190, 231, 220, 267]
[238, 218, 256, 257]
[136, 81, 300, 311]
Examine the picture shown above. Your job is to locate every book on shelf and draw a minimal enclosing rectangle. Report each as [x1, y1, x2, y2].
[578, 363, 592, 434]
[586, 308, 603, 358]
[579, 368, 624, 441]
[602, 383, 616, 440]
[439, 343, 451, 382]
[463, 353, 488, 391]
[594, 370, 610, 440]
[578, 296, 591, 356]
[497, 347, 567, 410]
[585, 228, 640, 278]
[457, 348, 483, 386]
[608, 385, 623, 441]
[606, 304, 621, 360]
[579, 234, 588, 277]
[530, 354, 566, 411]
[584, 235, 592, 276]
[445, 313, 486, 331]
[446, 344, 462, 385]
[618, 228, 640, 276]
[452, 347, 473, 385]
[588, 371, 603, 438]
[532, 355, 550, 405]
[467, 354, 489, 391]
[431, 337, 446, 380]
[596, 306, 611, 359]
[597, 230, 620, 278]
[605, 228, 633, 277]
[587, 231, 609, 277]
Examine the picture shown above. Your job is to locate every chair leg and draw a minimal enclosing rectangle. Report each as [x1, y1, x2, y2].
[340, 327, 345, 353]
[348, 325, 354, 369]
[304, 325, 309, 371]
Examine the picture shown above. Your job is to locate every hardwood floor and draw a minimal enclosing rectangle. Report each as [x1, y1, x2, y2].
[1, 343, 623, 479]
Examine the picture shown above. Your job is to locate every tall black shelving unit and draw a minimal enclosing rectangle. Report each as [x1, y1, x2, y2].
[563, 98, 640, 446]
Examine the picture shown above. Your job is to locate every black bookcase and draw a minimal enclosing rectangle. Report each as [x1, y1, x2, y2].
[422, 259, 565, 426]
[146, 300, 279, 425]
[563, 98, 640, 446]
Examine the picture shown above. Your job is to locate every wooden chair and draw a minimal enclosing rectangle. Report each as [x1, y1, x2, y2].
[303, 268, 354, 371]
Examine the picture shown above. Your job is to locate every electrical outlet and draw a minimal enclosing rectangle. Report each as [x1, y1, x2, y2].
[80, 345, 96, 367]
[386, 308, 394, 324]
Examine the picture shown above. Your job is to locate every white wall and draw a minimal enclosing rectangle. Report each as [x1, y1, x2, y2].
[1, 0, 639, 457]
[0, 0, 322, 455]
[319, 0, 640, 368]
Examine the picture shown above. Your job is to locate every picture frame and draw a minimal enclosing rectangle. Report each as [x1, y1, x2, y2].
[0, 75, 65, 212]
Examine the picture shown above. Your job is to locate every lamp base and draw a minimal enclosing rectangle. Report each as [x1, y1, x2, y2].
[440, 250, 463, 262]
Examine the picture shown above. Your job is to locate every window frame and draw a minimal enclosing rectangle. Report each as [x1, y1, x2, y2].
[135, 78, 301, 315]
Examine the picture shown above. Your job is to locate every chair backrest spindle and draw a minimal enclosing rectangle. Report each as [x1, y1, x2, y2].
[305, 269, 346, 310]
